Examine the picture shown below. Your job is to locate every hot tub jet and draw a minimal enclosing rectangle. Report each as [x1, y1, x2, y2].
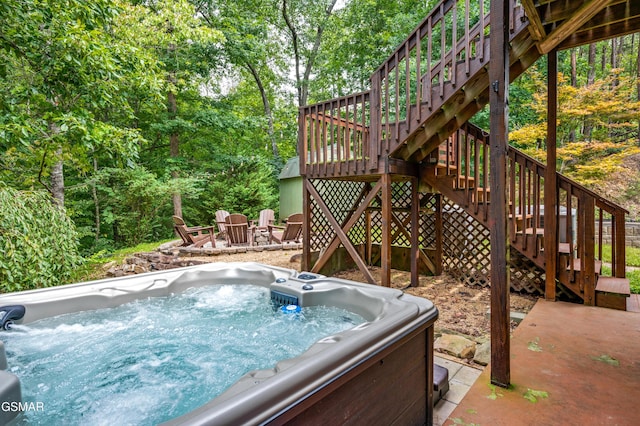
[0, 305, 26, 330]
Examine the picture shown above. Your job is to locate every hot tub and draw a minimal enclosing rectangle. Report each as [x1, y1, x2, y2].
[0, 262, 438, 425]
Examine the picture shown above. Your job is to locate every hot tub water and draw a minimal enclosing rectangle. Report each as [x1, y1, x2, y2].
[2, 284, 364, 425]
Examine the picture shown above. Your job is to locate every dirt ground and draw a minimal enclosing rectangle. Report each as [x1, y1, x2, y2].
[185, 249, 539, 340]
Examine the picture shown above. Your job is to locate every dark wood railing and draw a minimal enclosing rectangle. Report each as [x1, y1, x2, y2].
[428, 123, 628, 301]
[299, 91, 371, 178]
[299, 0, 529, 178]
[370, 0, 525, 155]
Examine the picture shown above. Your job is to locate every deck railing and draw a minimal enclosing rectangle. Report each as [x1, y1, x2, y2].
[299, 91, 371, 178]
[299, 0, 527, 178]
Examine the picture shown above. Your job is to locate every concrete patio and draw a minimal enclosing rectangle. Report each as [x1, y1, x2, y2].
[442, 299, 640, 425]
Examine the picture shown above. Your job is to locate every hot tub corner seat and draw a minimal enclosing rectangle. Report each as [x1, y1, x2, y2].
[0, 370, 22, 425]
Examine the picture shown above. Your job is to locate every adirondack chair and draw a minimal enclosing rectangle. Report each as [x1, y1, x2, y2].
[215, 210, 230, 239]
[268, 213, 303, 244]
[172, 216, 216, 248]
[225, 214, 254, 247]
[251, 209, 275, 232]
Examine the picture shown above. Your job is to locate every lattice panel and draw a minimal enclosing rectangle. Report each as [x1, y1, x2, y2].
[419, 194, 438, 250]
[509, 249, 545, 295]
[308, 179, 367, 252]
[308, 180, 545, 294]
[441, 198, 544, 294]
[442, 200, 492, 287]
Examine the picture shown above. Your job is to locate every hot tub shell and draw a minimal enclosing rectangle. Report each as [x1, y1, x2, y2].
[0, 263, 438, 425]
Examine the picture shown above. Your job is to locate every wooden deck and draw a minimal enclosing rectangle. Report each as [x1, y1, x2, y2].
[445, 299, 640, 425]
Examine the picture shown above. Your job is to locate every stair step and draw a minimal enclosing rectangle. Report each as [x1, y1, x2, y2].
[596, 277, 631, 296]
[521, 227, 544, 236]
[627, 294, 640, 313]
[558, 243, 572, 254]
[596, 277, 631, 311]
[567, 259, 602, 275]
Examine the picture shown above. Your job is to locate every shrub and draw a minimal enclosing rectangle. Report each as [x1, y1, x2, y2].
[0, 186, 83, 293]
[202, 157, 278, 222]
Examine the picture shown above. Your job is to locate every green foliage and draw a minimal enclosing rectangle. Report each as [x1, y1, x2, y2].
[202, 157, 278, 222]
[486, 384, 504, 400]
[94, 166, 203, 247]
[597, 244, 640, 267]
[0, 186, 83, 293]
[70, 239, 174, 282]
[626, 270, 640, 294]
[527, 337, 543, 352]
[523, 388, 549, 403]
[591, 354, 620, 366]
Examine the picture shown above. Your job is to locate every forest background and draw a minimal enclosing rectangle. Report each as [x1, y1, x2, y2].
[1, 0, 640, 291]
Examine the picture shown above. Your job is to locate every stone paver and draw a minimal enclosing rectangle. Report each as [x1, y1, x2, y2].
[433, 399, 458, 426]
[434, 356, 463, 379]
[434, 355, 484, 426]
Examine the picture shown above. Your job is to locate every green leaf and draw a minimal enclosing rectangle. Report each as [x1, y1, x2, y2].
[591, 354, 620, 366]
[523, 388, 549, 403]
[487, 384, 503, 400]
[527, 337, 543, 352]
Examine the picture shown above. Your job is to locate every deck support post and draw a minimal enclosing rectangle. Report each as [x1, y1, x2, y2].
[302, 177, 312, 271]
[545, 50, 559, 301]
[489, 0, 511, 388]
[381, 174, 392, 287]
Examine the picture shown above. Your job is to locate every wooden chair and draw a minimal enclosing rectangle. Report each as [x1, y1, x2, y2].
[268, 213, 303, 244]
[251, 209, 275, 231]
[215, 210, 230, 239]
[225, 214, 254, 246]
[172, 216, 216, 248]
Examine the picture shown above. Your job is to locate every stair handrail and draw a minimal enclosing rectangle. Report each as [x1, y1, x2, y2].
[370, 0, 524, 156]
[430, 121, 628, 289]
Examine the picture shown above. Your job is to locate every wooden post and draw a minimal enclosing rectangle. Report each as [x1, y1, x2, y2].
[302, 177, 312, 271]
[411, 177, 420, 287]
[370, 73, 381, 171]
[489, 0, 510, 388]
[545, 50, 558, 301]
[381, 174, 392, 287]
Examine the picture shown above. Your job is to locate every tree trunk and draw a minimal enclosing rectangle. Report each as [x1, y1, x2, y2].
[92, 156, 101, 242]
[570, 49, 577, 87]
[611, 38, 619, 88]
[246, 61, 280, 160]
[588, 43, 596, 86]
[584, 43, 597, 141]
[637, 39, 640, 144]
[282, 0, 339, 107]
[569, 49, 577, 141]
[50, 148, 64, 207]
[168, 71, 183, 219]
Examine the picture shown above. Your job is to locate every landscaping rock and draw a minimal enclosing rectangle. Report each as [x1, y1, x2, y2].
[473, 341, 491, 366]
[435, 334, 477, 359]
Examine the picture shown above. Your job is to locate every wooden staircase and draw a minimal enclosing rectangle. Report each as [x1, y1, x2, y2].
[298, 0, 635, 310]
[420, 123, 631, 310]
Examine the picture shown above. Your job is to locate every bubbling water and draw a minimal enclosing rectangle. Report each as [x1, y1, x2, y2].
[2, 284, 364, 425]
